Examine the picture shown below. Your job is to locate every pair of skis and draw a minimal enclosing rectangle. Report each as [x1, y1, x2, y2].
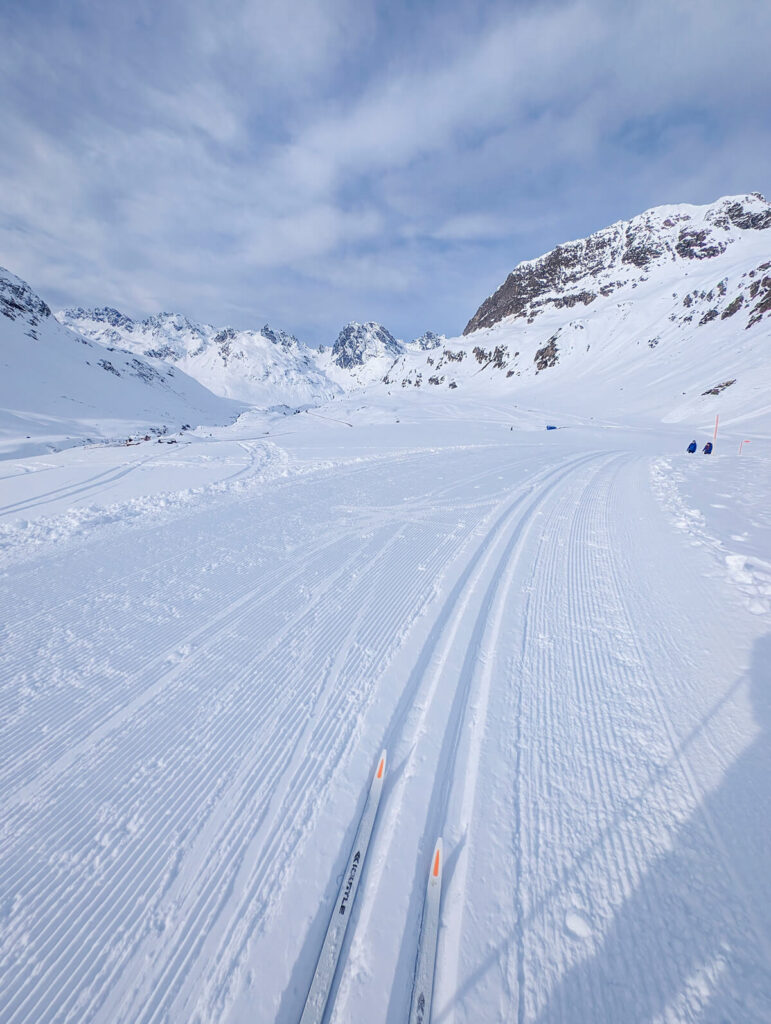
[299, 750, 444, 1024]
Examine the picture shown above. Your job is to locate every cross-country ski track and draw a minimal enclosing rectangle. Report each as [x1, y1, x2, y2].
[1, 432, 769, 1023]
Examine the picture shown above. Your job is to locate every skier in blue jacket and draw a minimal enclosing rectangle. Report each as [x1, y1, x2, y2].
[687, 440, 697, 453]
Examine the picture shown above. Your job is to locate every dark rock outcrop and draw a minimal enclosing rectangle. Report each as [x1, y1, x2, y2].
[534, 336, 559, 372]
[725, 196, 771, 231]
[702, 380, 735, 396]
[332, 322, 402, 368]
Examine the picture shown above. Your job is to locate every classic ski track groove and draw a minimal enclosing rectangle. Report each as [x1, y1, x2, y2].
[112, 453, 550, 1023]
[123, 455, 564, 1024]
[434, 457, 624, 1023]
[331, 451, 609, 1021]
[1, 447, 536, 1024]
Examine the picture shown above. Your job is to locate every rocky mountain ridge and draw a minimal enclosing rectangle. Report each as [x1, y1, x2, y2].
[364, 193, 771, 428]
[56, 306, 333, 407]
[463, 192, 771, 335]
[58, 307, 447, 403]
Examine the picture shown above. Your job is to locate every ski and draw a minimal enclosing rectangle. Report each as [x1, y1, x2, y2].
[408, 836, 444, 1024]
[299, 750, 387, 1024]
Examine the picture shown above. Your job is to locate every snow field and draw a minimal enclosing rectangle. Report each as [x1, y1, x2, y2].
[1, 421, 769, 1023]
[1, 444, 536, 1021]
[651, 447, 771, 618]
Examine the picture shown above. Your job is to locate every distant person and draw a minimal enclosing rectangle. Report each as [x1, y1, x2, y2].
[687, 440, 697, 453]
[703, 441, 713, 454]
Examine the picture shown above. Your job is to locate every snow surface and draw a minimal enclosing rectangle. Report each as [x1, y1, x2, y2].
[2, 193, 770, 1022]
[1, 390, 769, 1023]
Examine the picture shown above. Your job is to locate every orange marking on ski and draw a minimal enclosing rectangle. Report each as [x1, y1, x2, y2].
[377, 758, 384, 780]
[433, 848, 441, 877]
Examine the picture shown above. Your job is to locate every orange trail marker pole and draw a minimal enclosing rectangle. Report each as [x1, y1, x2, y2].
[714, 414, 719, 442]
[739, 440, 751, 455]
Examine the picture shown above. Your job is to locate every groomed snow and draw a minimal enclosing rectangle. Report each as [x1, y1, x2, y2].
[1, 394, 769, 1023]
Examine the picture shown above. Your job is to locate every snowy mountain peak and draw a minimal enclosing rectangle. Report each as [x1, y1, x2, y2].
[57, 304, 340, 406]
[331, 321, 402, 368]
[68, 306, 136, 331]
[408, 330, 444, 351]
[260, 324, 301, 350]
[143, 312, 205, 335]
[463, 192, 771, 335]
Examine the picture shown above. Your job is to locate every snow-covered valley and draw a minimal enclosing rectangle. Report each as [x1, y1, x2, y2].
[1, 194, 770, 1024]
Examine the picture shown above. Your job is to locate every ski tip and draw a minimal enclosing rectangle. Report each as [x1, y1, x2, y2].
[376, 749, 387, 781]
[431, 837, 443, 881]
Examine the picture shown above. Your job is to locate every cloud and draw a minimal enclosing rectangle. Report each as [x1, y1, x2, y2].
[0, 0, 769, 344]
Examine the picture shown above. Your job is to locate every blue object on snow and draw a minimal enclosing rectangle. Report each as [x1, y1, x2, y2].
[546, 424, 557, 430]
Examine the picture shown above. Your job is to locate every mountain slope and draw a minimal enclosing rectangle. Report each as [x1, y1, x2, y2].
[463, 192, 771, 334]
[58, 309, 341, 407]
[374, 194, 771, 427]
[1, 268, 243, 457]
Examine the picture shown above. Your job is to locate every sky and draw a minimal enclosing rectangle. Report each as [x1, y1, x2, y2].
[1, 0, 770, 346]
